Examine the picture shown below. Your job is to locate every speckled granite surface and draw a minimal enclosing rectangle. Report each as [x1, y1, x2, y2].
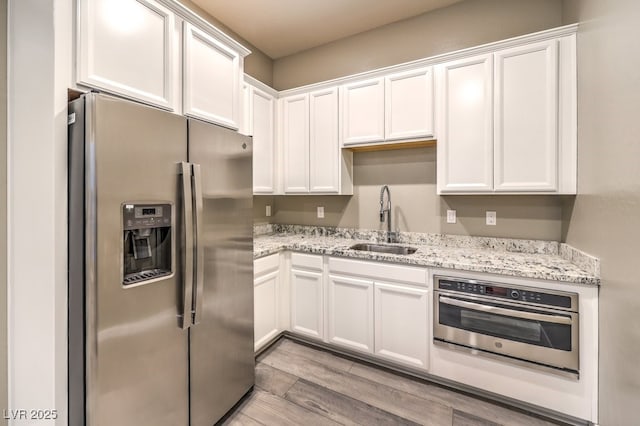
[253, 225, 600, 285]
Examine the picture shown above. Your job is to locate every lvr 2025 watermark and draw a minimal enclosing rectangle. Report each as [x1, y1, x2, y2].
[3, 409, 58, 420]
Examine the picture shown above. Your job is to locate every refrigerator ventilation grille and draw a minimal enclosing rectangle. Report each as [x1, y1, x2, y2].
[123, 269, 171, 285]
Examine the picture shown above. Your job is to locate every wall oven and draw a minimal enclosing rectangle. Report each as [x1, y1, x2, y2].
[433, 276, 579, 378]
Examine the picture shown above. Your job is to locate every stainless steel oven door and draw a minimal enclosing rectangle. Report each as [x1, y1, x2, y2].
[434, 291, 579, 374]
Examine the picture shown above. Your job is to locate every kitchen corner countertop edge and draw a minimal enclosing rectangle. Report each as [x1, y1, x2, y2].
[253, 234, 600, 286]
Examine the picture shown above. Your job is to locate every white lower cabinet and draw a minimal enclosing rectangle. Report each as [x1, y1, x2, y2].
[254, 254, 281, 351]
[327, 257, 429, 369]
[290, 253, 324, 340]
[327, 274, 374, 353]
[374, 282, 429, 369]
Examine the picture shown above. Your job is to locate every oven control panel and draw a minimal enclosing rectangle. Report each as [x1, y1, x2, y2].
[436, 277, 573, 309]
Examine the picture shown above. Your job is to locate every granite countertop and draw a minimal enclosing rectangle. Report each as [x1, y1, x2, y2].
[253, 225, 600, 286]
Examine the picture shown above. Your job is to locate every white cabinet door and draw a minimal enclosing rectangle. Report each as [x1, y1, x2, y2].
[183, 22, 241, 129]
[240, 83, 251, 136]
[78, 0, 175, 110]
[290, 268, 323, 339]
[385, 67, 434, 141]
[327, 275, 374, 353]
[374, 282, 428, 369]
[309, 88, 340, 193]
[494, 40, 559, 192]
[282, 94, 310, 193]
[436, 54, 494, 193]
[341, 78, 385, 145]
[254, 269, 279, 351]
[251, 87, 276, 193]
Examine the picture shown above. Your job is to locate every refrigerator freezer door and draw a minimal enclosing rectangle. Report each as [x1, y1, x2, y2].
[77, 94, 190, 426]
[188, 119, 255, 426]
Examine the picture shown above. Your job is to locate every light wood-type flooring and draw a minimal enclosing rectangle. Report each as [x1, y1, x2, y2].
[221, 338, 566, 426]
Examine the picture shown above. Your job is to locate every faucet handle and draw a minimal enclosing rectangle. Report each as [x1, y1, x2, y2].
[380, 212, 385, 222]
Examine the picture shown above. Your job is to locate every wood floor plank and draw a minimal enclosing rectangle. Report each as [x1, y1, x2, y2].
[349, 362, 560, 426]
[260, 346, 453, 425]
[238, 389, 341, 426]
[453, 409, 500, 426]
[285, 378, 422, 426]
[221, 411, 265, 426]
[255, 362, 298, 397]
[276, 339, 354, 372]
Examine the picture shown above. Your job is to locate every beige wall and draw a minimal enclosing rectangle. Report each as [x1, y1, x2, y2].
[257, 148, 566, 241]
[256, 0, 568, 241]
[273, 0, 564, 90]
[0, 1, 7, 423]
[561, 0, 640, 424]
[177, 0, 274, 86]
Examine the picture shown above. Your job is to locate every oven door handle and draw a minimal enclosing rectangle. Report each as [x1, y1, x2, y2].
[439, 296, 573, 325]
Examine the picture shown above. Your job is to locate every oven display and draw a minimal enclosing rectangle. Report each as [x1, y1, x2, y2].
[485, 286, 507, 296]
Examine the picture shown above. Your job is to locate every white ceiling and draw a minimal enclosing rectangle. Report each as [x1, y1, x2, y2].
[191, 0, 464, 59]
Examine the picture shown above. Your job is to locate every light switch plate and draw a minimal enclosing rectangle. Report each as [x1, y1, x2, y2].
[265, 205, 271, 217]
[317, 206, 325, 219]
[446, 210, 457, 224]
[486, 211, 497, 226]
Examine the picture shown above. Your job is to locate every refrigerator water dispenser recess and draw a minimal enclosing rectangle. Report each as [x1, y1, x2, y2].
[122, 203, 172, 286]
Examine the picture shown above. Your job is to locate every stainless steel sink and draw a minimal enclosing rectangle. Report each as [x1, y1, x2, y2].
[349, 243, 417, 255]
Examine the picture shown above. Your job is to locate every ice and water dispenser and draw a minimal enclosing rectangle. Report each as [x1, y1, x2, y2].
[122, 203, 172, 286]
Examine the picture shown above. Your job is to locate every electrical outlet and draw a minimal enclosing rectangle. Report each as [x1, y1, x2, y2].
[265, 205, 271, 217]
[486, 211, 497, 226]
[446, 210, 457, 224]
[317, 206, 325, 219]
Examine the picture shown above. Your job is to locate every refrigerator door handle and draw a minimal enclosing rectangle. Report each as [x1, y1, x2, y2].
[192, 163, 205, 325]
[180, 162, 195, 329]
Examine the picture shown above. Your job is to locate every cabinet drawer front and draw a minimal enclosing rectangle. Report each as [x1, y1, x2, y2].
[254, 253, 279, 275]
[291, 252, 323, 271]
[328, 257, 427, 286]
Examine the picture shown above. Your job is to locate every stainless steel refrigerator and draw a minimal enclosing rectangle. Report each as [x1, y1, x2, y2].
[68, 93, 254, 426]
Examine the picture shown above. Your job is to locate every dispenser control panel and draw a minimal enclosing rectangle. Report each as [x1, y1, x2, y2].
[123, 203, 171, 230]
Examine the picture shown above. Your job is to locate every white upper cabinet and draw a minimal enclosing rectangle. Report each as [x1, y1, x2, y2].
[341, 78, 385, 145]
[436, 33, 576, 195]
[436, 54, 494, 193]
[77, 0, 175, 110]
[310, 88, 340, 193]
[183, 22, 241, 129]
[281, 94, 310, 193]
[77, 0, 250, 122]
[494, 40, 558, 192]
[280, 88, 353, 195]
[385, 67, 434, 141]
[247, 84, 277, 193]
[340, 68, 435, 147]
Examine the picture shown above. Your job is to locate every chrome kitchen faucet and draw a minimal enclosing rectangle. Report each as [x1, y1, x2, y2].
[379, 185, 397, 243]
